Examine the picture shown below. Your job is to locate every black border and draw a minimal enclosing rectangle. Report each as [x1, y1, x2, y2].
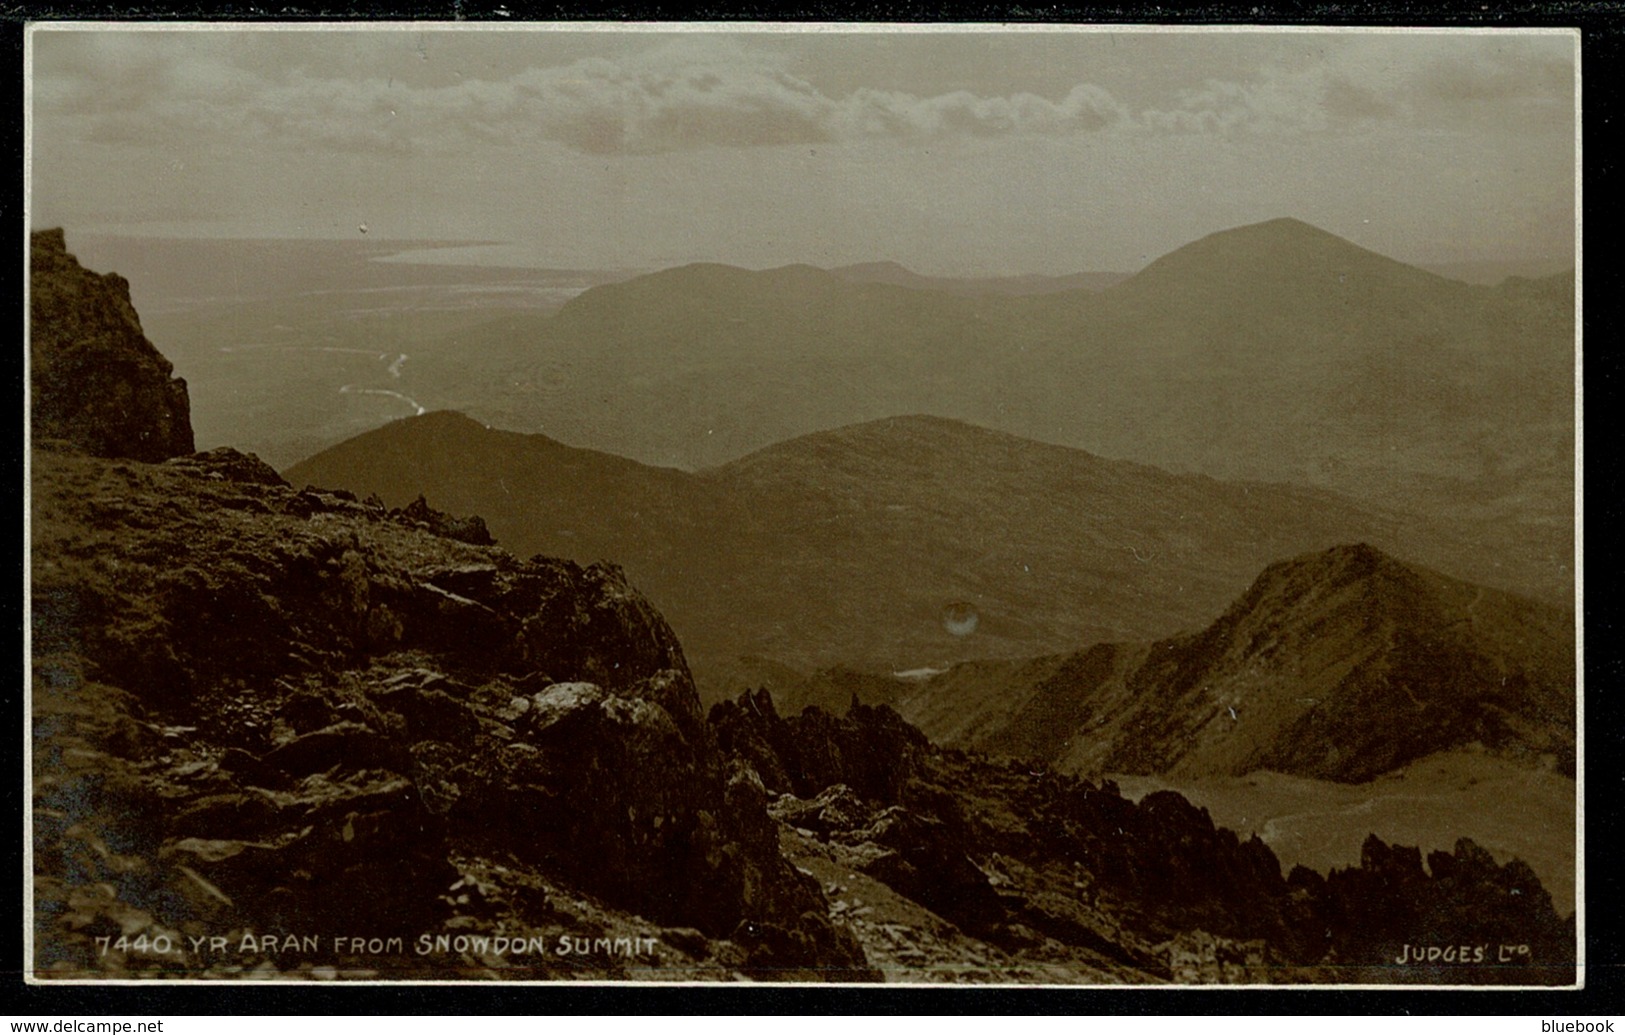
[8, 2, 1623, 1016]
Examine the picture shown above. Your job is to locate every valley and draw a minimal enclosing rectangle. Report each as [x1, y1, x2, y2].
[62, 235, 647, 468]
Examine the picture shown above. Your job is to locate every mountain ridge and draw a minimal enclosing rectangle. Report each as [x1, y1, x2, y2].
[136, 214, 1572, 563]
[405, 216, 1572, 545]
[286, 409, 1568, 705]
[790, 542, 1576, 784]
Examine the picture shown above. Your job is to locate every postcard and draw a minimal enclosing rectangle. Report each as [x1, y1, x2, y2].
[24, 21, 1581, 986]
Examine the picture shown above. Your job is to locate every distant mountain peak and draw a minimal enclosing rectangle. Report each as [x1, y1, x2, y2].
[1171, 216, 1398, 264]
[1109, 216, 1455, 307]
[766, 262, 829, 277]
[631, 260, 836, 286]
[848, 412, 992, 434]
[1231, 215, 1332, 235]
[339, 408, 516, 446]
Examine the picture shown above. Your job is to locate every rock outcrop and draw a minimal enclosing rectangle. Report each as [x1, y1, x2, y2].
[1315, 834, 1574, 985]
[31, 449, 871, 980]
[30, 228, 194, 461]
[710, 692, 1575, 984]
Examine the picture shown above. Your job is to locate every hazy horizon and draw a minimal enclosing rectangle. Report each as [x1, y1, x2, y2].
[27, 25, 1577, 277]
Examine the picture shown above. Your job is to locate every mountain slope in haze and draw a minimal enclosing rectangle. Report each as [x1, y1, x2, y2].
[413, 217, 1571, 575]
[844, 543, 1574, 784]
[104, 220, 1572, 518]
[1417, 258, 1576, 286]
[1005, 219, 1572, 509]
[445, 219, 1560, 464]
[108, 219, 1572, 585]
[287, 412, 1558, 704]
[427, 261, 1005, 474]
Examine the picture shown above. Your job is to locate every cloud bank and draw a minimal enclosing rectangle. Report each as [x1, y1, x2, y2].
[31, 31, 1575, 158]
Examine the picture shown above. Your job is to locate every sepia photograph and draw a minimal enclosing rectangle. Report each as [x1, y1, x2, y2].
[24, 22, 1581, 986]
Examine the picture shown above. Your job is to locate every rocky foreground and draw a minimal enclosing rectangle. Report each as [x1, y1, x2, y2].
[31, 444, 876, 980]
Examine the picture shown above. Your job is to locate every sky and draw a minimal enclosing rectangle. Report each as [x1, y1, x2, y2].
[26, 25, 1578, 276]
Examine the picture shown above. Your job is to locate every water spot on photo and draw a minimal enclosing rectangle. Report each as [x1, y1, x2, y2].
[942, 601, 979, 637]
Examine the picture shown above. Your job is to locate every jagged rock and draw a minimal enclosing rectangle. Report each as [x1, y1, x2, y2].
[216, 747, 291, 790]
[479, 675, 704, 916]
[389, 686, 481, 743]
[522, 681, 606, 733]
[419, 563, 501, 599]
[1320, 833, 1572, 983]
[159, 777, 453, 935]
[168, 793, 284, 841]
[1163, 929, 1277, 984]
[279, 690, 340, 734]
[30, 228, 193, 462]
[465, 675, 866, 977]
[397, 495, 495, 546]
[728, 911, 871, 981]
[401, 582, 512, 657]
[709, 689, 929, 800]
[712, 687, 1574, 984]
[708, 689, 796, 792]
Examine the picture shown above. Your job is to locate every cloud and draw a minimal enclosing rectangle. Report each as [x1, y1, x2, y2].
[1138, 65, 1403, 137]
[30, 31, 1573, 158]
[504, 54, 837, 154]
[1130, 35, 1572, 139]
[32, 33, 1135, 156]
